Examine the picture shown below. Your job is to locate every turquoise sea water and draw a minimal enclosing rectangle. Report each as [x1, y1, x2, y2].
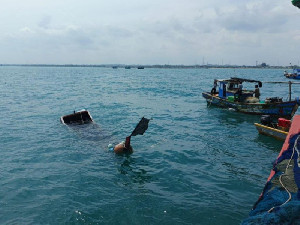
[0, 66, 298, 225]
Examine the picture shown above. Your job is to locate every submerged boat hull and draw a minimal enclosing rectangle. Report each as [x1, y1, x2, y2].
[202, 92, 299, 118]
[254, 123, 288, 141]
[61, 110, 93, 125]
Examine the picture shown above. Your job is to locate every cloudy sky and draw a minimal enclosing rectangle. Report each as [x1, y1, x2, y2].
[0, 0, 299, 66]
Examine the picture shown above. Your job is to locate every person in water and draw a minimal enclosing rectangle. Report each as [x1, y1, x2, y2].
[109, 117, 151, 154]
[113, 136, 133, 154]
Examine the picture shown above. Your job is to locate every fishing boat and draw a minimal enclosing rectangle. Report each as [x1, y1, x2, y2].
[202, 77, 299, 118]
[254, 115, 290, 141]
[60, 109, 93, 125]
[243, 115, 300, 224]
[284, 69, 300, 79]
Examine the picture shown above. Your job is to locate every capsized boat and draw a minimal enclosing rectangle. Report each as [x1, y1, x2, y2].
[242, 115, 300, 224]
[284, 69, 300, 80]
[60, 109, 93, 125]
[254, 115, 290, 141]
[202, 77, 299, 119]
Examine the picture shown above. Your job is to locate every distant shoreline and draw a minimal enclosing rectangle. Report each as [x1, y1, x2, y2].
[0, 64, 294, 69]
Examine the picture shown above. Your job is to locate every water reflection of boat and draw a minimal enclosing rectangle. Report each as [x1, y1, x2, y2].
[202, 77, 299, 119]
[61, 110, 115, 145]
[254, 115, 290, 141]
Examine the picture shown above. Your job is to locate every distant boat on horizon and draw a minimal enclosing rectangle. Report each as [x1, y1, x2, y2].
[137, 66, 144, 69]
[284, 68, 300, 80]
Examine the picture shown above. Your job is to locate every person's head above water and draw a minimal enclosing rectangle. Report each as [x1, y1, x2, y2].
[112, 136, 133, 154]
[108, 117, 151, 154]
[113, 143, 133, 154]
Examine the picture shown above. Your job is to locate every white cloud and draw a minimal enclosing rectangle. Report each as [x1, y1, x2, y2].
[20, 27, 33, 33]
[0, 0, 299, 65]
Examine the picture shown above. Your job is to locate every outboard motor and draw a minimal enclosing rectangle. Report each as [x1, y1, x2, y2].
[261, 115, 272, 126]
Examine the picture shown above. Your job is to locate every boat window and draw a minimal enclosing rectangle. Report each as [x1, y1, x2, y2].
[227, 83, 239, 91]
[242, 83, 255, 91]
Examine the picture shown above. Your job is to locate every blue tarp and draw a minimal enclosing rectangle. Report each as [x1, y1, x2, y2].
[242, 130, 300, 225]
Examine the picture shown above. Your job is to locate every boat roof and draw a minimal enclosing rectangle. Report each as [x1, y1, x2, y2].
[217, 77, 262, 86]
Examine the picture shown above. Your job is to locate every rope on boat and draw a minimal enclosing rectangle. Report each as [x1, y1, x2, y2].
[207, 99, 212, 108]
[268, 135, 300, 213]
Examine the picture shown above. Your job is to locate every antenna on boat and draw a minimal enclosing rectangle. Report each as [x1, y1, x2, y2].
[264, 81, 300, 101]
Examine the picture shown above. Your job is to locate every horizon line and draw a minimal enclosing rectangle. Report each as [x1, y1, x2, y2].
[0, 63, 296, 69]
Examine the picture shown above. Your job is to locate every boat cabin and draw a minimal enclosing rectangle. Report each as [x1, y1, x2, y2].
[216, 77, 262, 101]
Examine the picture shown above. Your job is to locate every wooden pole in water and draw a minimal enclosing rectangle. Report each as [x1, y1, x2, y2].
[289, 81, 292, 102]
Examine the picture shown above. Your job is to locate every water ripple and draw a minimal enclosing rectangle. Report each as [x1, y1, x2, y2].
[0, 67, 297, 224]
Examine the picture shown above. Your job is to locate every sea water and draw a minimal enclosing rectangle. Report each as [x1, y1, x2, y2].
[0, 66, 297, 224]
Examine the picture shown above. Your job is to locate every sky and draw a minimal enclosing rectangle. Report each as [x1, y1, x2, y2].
[0, 0, 299, 66]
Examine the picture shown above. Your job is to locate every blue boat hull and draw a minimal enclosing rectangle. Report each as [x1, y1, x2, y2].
[285, 69, 300, 79]
[202, 92, 299, 118]
[285, 75, 300, 80]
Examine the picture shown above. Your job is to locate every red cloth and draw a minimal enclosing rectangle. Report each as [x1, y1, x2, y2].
[278, 118, 291, 128]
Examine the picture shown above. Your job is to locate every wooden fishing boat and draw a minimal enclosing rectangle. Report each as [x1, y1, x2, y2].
[243, 115, 300, 224]
[202, 77, 299, 118]
[254, 116, 290, 141]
